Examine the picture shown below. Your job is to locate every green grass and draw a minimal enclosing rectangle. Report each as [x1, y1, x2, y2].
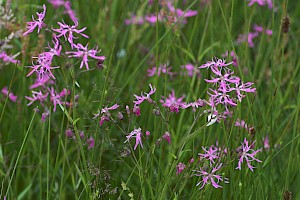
[1, 0, 300, 199]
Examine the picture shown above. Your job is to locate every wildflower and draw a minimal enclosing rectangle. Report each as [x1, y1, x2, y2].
[25, 90, 48, 106]
[52, 20, 89, 48]
[26, 53, 60, 80]
[208, 87, 237, 108]
[65, 129, 73, 138]
[48, 87, 62, 112]
[1, 87, 17, 102]
[101, 104, 119, 117]
[144, 14, 163, 24]
[231, 81, 256, 102]
[176, 162, 186, 175]
[236, 138, 262, 171]
[117, 112, 124, 120]
[99, 115, 109, 126]
[248, 0, 273, 9]
[124, 127, 143, 150]
[199, 58, 233, 70]
[63, 1, 78, 21]
[237, 32, 259, 48]
[235, 119, 249, 131]
[198, 145, 220, 164]
[124, 15, 144, 25]
[147, 64, 173, 77]
[29, 76, 54, 89]
[133, 84, 156, 106]
[46, 35, 62, 58]
[79, 131, 85, 138]
[41, 110, 50, 121]
[59, 88, 70, 98]
[0, 51, 20, 64]
[222, 51, 238, 67]
[23, 4, 47, 36]
[66, 43, 105, 70]
[262, 135, 270, 150]
[253, 24, 273, 35]
[166, 2, 198, 24]
[181, 63, 200, 77]
[183, 99, 205, 112]
[87, 136, 95, 149]
[146, 131, 151, 136]
[132, 105, 141, 116]
[162, 132, 171, 144]
[160, 90, 186, 113]
[194, 163, 228, 189]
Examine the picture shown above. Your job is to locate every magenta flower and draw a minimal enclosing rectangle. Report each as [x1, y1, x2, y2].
[65, 129, 74, 138]
[231, 81, 256, 102]
[166, 2, 198, 24]
[25, 90, 49, 106]
[66, 43, 105, 70]
[48, 87, 62, 112]
[86, 136, 95, 149]
[52, 20, 88, 48]
[93, 104, 119, 126]
[162, 132, 171, 144]
[205, 67, 240, 86]
[124, 127, 143, 150]
[48, 0, 77, 21]
[263, 135, 270, 150]
[46, 36, 62, 58]
[236, 138, 262, 171]
[208, 87, 237, 108]
[1, 87, 18, 102]
[237, 32, 259, 48]
[133, 84, 156, 106]
[144, 14, 163, 24]
[176, 162, 186, 175]
[194, 163, 229, 189]
[235, 119, 249, 131]
[26, 53, 60, 80]
[147, 64, 173, 77]
[29, 76, 54, 90]
[23, 4, 47, 36]
[0, 51, 20, 64]
[222, 51, 238, 67]
[248, 0, 273, 9]
[132, 105, 141, 116]
[124, 15, 144, 25]
[199, 58, 233, 70]
[181, 63, 200, 77]
[198, 145, 220, 164]
[183, 99, 205, 112]
[160, 90, 186, 113]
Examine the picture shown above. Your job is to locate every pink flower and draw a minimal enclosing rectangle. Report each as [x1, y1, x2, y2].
[199, 58, 233, 70]
[66, 43, 105, 70]
[183, 99, 205, 112]
[0, 51, 20, 64]
[248, 0, 273, 9]
[263, 135, 270, 150]
[87, 136, 95, 149]
[231, 81, 256, 102]
[29, 76, 54, 89]
[147, 64, 173, 77]
[23, 4, 47, 36]
[48, 0, 77, 21]
[144, 14, 163, 24]
[176, 162, 186, 175]
[162, 132, 171, 144]
[26, 53, 60, 80]
[194, 163, 229, 189]
[65, 129, 73, 138]
[237, 32, 259, 48]
[48, 87, 62, 112]
[133, 84, 156, 106]
[198, 145, 220, 164]
[124, 127, 143, 150]
[25, 90, 49, 106]
[1, 87, 17, 102]
[236, 138, 262, 171]
[222, 51, 238, 67]
[52, 20, 88, 48]
[160, 90, 186, 113]
[181, 63, 200, 77]
[101, 104, 119, 116]
[93, 104, 119, 126]
[124, 15, 144, 25]
[235, 119, 249, 131]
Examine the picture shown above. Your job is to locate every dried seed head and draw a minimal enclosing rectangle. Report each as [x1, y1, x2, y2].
[281, 16, 290, 33]
[283, 190, 292, 200]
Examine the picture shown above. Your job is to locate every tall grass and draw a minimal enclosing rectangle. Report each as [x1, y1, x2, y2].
[0, 0, 299, 199]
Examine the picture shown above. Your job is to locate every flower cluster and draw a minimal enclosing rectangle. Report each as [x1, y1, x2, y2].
[199, 57, 256, 125]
